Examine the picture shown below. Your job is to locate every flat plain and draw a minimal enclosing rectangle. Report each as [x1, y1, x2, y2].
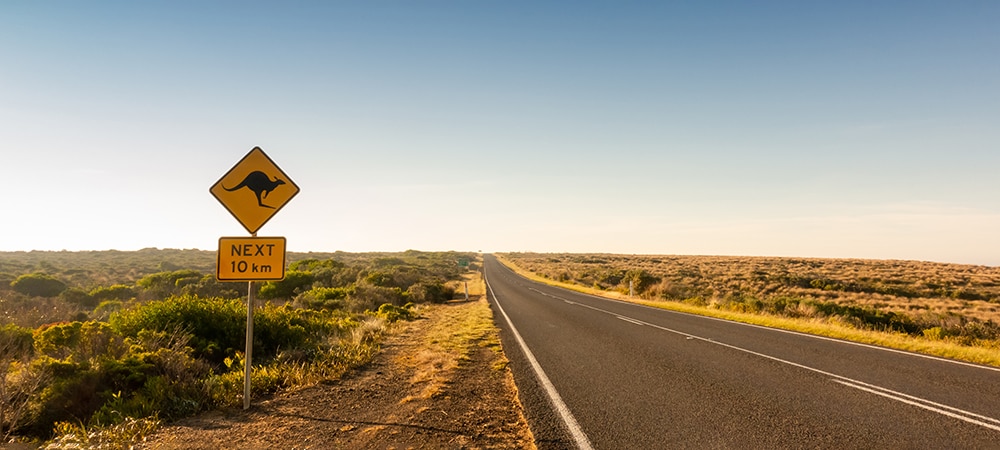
[499, 252, 1000, 357]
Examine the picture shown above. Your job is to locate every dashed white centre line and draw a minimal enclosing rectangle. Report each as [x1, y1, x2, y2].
[616, 315, 645, 326]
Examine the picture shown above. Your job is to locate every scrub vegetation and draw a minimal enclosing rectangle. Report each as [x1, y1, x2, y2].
[0, 249, 475, 447]
[498, 253, 1000, 365]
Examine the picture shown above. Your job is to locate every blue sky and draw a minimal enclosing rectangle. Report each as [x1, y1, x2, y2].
[2, 1, 998, 265]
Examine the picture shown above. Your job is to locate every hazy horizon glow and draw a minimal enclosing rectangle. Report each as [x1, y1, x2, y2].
[2, 2, 998, 265]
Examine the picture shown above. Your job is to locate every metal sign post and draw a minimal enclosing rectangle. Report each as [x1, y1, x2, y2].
[244, 280, 254, 410]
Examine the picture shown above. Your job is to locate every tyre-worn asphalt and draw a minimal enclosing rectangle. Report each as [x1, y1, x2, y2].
[484, 255, 1000, 449]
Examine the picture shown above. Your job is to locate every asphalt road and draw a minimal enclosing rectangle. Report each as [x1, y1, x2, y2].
[483, 255, 1000, 449]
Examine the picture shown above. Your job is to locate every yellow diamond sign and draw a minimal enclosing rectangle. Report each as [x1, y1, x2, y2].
[210, 147, 300, 235]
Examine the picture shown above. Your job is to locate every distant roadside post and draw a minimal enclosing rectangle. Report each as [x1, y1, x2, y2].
[211, 147, 299, 410]
[459, 258, 470, 300]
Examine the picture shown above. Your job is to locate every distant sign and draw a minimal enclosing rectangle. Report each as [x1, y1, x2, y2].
[217, 236, 287, 281]
[210, 147, 300, 235]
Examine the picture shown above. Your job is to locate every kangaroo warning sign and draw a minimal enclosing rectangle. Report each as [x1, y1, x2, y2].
[210, 147, 300, 235]
[217, 236, 286, 281]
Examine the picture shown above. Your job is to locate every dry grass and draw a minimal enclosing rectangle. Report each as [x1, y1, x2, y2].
[400, 258, 500, 402]
[497, 253, 1000, 367]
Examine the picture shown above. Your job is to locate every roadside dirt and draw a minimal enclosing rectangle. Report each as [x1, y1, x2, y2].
[142, 299, 536, 449]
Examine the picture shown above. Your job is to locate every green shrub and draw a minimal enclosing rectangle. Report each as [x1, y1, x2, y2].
[258, 271, 314, 300]
[29, 364, 104, 436]
[10, 273, 66, 298]
[363, 270, 393, 287]
[290, 258, 345, 272]
[624, 269, 658, 294]
[376, 303, 415, 323]
[348, 284, 405, 312]
[60, 288, 96, 308]
[181, 275, 244, 299]
[295, 287, 353, 310]
[92, 300, 125, 321]
[110, 296, 245, 366]
[253, 305, 313, 361]
[255, 304, 360, 363]
[136, 270, 203, 299]
[90, 285, 136, 302]
[0, 273, 15, 290]
[406, 281, 453, 304]
[361, 266, 422, 290]
[33, 322, 85, 360]
[0, 324, 34, 360]
[0, 324, 42, 439]
[597, 269, 625, 287]
[29, 324, 210, 437]
[30, 322, 130, 430]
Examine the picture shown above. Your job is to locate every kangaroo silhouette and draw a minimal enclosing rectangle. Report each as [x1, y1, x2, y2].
[224, 171, 286, 209]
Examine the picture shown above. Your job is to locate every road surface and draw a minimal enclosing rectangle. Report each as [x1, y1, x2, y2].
[483, 255, 1000, 449]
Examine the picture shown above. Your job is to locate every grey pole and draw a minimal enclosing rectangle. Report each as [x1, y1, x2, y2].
[244, 280, 254, 410]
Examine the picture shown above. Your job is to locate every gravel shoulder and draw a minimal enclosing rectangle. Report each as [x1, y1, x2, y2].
[143, 298, 535, 449]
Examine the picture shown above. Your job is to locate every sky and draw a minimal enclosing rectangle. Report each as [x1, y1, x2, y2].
[2, 1, 998, 265]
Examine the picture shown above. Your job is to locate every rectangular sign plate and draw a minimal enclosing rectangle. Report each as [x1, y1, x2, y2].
[217, 236, 287, 281]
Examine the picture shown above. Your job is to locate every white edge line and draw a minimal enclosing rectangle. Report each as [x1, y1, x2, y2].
[486, 274, 595, 450]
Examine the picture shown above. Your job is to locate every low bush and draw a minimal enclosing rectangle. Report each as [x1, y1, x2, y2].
[376, 303, 416, 323]
[348, 284, 405, 312]
[295, 286, 353, 310]
[60, 288, 95, 308]
[25, 321, 207, 437]
[110, 296, 245, 367]
[0, 324, 44, 439]
[0, 324, 34, 360]
[253, 304, 353, 362]
[406, 281, 453, 304]
[92, 300, 125, 321]
[10, 274, 66, 298]
[258, 271, 315, 300]
[90, 284, 137, 303]
[136, 270, 202, 299]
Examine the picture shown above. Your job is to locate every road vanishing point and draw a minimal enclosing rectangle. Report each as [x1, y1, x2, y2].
[483, 255, 1000, 449]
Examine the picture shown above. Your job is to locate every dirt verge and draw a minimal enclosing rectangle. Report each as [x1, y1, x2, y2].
[142, 298, 535, 449]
